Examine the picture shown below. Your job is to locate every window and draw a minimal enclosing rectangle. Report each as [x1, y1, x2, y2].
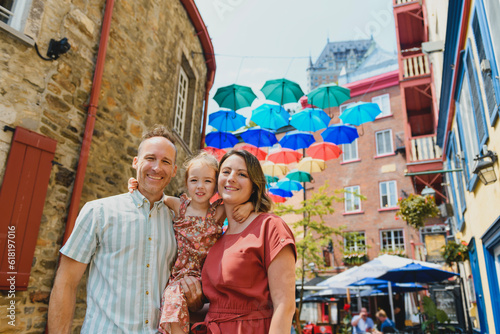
[342, 139, 358, 162]
[372, 94, 391, 118]
[445, 132, 466, 229]
[174, 67, 188, 138]
[0, 0, 32, 31]
[379, 181, 397, 208]
[375, 129, 393, 156]
[344, 232, 366, 252]
[380, 229, 404, 251]
[344, 186, 361, 212]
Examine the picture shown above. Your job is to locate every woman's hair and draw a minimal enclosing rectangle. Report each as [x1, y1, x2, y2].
[376, 310, 387, 318]
[183, 151, 219, 186]
[219, 150, 273, 213]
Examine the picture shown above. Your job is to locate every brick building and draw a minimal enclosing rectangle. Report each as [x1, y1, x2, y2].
[0, 0, 214, 332]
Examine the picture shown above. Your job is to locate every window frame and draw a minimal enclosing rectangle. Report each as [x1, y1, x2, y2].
[0, 0, 36, 45]
[174, 66, 189, 138]
[344, 185, 361, 213]
[342, 138, 359, 163]
[445, 131, 466, 230]
[344, 231, 366, 253]
[375, 129, 394, 157]
[372, 93, 392, 119]
[379, 180, 398, 209]
[380, 229, 405, 251]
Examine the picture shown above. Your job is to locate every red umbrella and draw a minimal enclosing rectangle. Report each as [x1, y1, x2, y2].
[267, 148, 303, 164]
[306, 142, 342, 161]
[269, 193, 286, 203]
[210, 193, 222, 203]
[240, 144, 267, 161]
[203, 146, 227, 160]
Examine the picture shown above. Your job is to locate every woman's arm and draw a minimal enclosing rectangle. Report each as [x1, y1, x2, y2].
[268, 245, 296, 334]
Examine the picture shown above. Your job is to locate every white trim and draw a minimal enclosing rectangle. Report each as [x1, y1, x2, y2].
[344, 185, 361, 213]
[372, 93, 392, 118]
[342, 138, 358, 162]
[174, 67, 188, 138]
[380, 229, 405, 251]
[0, 20, 34, 45]
[375, 129, 394, 156]
[379, 180, 397, 208]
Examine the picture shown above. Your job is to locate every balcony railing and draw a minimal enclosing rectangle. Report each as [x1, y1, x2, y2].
[393, 0, 419, 5]
[410, 135, 442, 162]
[401, 53, 430, 79]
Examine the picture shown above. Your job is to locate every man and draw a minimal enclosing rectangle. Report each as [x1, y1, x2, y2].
[375, 310, 397, 333]
[48, 125, 201, 333]
[351, 307, 375, 334]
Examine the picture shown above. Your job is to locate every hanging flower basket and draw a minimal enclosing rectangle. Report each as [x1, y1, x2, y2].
[380, 247, 407, 258]
[342, 251, 368, 265]
[396, 194, 440, 229]
[441, 240, 469, 266]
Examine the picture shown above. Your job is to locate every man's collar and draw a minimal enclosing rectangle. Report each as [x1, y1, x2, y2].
[130, 190, 166, 209]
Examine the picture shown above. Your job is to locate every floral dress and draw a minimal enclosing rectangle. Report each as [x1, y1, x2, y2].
[159, 194, 223, 334]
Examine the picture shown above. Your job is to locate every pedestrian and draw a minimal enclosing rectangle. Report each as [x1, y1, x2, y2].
[375, 310, 398, 333]
[351, 307, 375, 334]
[193, 149, 297, 333]
[48, 125, 202, 333]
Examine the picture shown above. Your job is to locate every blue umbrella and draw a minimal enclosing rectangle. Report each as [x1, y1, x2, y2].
[376, 283, 426, 293]
[339, 102, 382, 126]
[290, 108, 330, 132]
[209, 110, 246, 131]
[276, 178, 304, 192]
[321, 124, 359, 145]
[377, 263, 459, 283]
[205, 131, 239, 149]
[251, 104, 290, 130]
[240, 128, 278, 148]
[269, 186, 293, 198]
[279, 130, 315, 150]
[349, 277, 388, 287]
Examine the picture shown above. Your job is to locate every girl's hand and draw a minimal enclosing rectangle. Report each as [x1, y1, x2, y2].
[233, 202, 254, 223]
[128, 177, 138, 193]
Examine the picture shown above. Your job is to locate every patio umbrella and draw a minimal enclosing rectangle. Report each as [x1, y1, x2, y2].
[321, 124, 359, 145]
[267, 148, 302, 165]
[265, 175, 279, 184]
[307, 83, 350, 109]
[269, 186, 293, 198]
[203, 146, 226, 160]
[239, 144, 267, 161]
[261, 78, 305, 105]
[269, 193, 286, 203]
[349, 277, 388, 287]
[279, 131, 315, 150]
[290, 108, 331, 132]
[276, 178, 304, 192]
[377, 263, 459, 283]
[261, 161, 288, 177]
[240, 128, 278, 148]
[306, 142, 342, 161]
[205, 131, 238, 149]
[208, 110, 246, 131]
[250, 103, 290, 130]
[297, 157, 325, 173]
[287, 169, 313, 183]
[339, 102, 382, 126]
[213, 84, 257, 110]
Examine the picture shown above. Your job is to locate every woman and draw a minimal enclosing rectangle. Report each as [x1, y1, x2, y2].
[195, 150, 297, 333]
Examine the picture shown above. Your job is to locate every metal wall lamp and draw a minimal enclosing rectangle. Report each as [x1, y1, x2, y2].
[473, 148, 498, 185]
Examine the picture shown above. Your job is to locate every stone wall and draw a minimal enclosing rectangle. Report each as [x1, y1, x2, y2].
[0, 0, 209, 332]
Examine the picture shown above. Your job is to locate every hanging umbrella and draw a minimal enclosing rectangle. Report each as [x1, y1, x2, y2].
[208, 110, 246, 132]
[250, 104, 290, 130]
[307, 83, 350, 109]
[276, 178, 304, 192]
[377, 263, 459, 283]
[203, 147, 227, 160]
[239, 144, 267, 161]
[269, 186, 293, 198]
[261, 161, 288, 177]
[267, 148, 302, 165]
[261, 78, 305, 105]
[306, 142, 342, 161]
[290, 108, 331, 132]
[269, 193, 286, 203]
[240, 128, 278, 148]
[213, 84, 257, 110]
[339, 102, 382, 126]
[287, 169, 313, 183]
[205, 131, 239, 149]
[279, 131, 315, 150]
[321, 124, 359, 145]
[265, 175, 279, 184]
[297, 157, 326, 173]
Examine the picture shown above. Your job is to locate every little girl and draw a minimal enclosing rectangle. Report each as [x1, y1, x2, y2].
[129, 152, 253, 334]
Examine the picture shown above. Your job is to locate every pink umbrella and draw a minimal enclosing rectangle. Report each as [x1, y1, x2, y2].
[267, 148, 303, 164]
[239, 144, 267, 161]
[203, 146, 227, 160]
[306, 142, 343, 161]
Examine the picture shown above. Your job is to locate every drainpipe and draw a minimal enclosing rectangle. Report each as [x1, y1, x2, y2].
[62, 0, 116, 244]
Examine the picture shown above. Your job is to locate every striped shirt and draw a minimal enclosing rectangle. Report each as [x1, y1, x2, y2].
[61, 191, 177, 333]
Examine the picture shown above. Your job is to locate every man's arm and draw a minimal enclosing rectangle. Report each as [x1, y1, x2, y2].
[352, 315, 361, 326]
[48, 255, 88, 334]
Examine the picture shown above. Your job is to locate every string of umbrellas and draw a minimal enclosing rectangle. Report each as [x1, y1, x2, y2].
[204, 79, 384, 203]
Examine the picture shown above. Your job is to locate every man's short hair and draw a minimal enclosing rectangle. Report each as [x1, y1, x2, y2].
[138, 125, 177, 162]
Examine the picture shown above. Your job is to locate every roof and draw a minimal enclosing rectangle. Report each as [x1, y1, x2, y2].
[313, 38, 374, 68]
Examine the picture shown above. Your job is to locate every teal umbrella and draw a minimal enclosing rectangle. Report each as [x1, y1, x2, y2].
[339, 102, 382, 126]
[251, 103, 290, 130]
[307, 83, 350, 109]
[213, 84, 257, 110]
[265, 175, 279, 184]
[261, 78, 305, 105]
[286, 169, 313, 183]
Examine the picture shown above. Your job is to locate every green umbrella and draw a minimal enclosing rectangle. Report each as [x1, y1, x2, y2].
[307, 83, 350, 109]
[286, 169, 313, 183]
[261, 78, 305, 105]
[213, 84, 257, 110]
[265, 175, 279, 184]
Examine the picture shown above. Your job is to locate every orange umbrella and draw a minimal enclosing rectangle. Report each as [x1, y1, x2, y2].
[306, 142, 342, 161]
[267, 148, 303, 164]
[240, 144, 267, 161]
[203, 146, 227, 160]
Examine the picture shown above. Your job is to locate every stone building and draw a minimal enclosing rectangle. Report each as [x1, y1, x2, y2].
[0, 0, 214, 332]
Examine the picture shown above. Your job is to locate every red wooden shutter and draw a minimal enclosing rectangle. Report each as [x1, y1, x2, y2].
[0, 127, 57, 290]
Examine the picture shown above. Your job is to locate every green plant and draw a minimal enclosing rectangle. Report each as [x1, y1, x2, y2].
[342, 250, 368, 265]
[421, 296, 454, 334]
[396, 194, 440, 229]
[339, 304, 352, 334]
[441, 240, 469, 266]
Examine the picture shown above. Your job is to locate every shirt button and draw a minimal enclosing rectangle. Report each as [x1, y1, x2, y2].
[146, 264, 150, 268]
[145, 320, 149, 324]
[146, 291, 149, 295]
[149, 237, 152, 241]
[280, 238, 285, 243]
[149, 214, 151, 218]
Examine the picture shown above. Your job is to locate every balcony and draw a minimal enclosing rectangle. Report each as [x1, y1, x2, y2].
[393, 0, 420, 5]
[409, 135, 442, 162]
[401, 53, 430, 80]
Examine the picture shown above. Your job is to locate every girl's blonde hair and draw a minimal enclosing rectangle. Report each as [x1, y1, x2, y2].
[183, 151, 219, 185]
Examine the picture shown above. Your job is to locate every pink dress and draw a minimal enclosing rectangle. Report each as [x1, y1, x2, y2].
[159, 194, 223, 334]
[194, 213, 296, 334]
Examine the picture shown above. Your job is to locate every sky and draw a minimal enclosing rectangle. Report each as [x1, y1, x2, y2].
[193, 0, 398, 126]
